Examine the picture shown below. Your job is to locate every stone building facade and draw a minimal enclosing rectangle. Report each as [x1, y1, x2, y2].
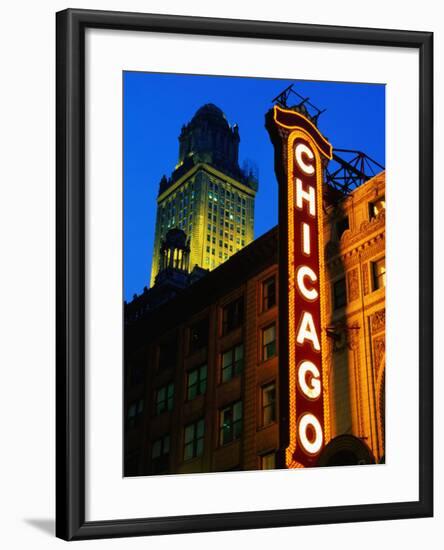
[321, 171, 386, 463]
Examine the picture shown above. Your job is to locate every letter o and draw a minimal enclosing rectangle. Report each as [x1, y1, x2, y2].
[298, 413, 323, 455]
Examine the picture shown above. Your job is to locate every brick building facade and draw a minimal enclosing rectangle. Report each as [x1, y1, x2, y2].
[124, 171, 385, 475]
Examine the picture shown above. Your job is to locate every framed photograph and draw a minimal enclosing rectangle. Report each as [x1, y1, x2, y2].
[56, 8, 433, 540]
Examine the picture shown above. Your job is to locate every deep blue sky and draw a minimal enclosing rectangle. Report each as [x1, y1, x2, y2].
[124, 72, 385, 301]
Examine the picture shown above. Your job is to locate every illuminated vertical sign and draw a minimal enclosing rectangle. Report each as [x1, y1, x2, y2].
[266, 105, 332, 468]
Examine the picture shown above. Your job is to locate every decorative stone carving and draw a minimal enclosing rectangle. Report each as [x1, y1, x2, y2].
[362, 263, 369, 295]
[347, 268, 359, 302]
[371, 309, 385, 334]
[373, 336, 386, 378]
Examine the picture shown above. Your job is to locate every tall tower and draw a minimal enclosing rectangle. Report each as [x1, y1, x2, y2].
[150, 104, 258, 287]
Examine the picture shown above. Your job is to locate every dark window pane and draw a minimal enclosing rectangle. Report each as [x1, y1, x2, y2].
[262, 325, 277, 361]
[262, 277, 276, 311]
[221, 344, 243, 382]
[151, 434, 170, 474]
[189, 318, 209, 353]
[187, 364, 207, 401]
[336, 216, 349, 240]
[262, 383, 276, 426]
[158, 334, 177, 370]
[183, 419, 205, 460]
[222, 297, 244, 335]
[155, 384, 174, 415]
[219, 401, 243, 445]
[333, 277, 347, 309]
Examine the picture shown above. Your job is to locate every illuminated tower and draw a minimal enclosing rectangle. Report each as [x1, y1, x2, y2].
[150, 104, 258, 286]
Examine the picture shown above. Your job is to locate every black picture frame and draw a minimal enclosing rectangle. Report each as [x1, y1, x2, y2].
[56, 8, 433, 541]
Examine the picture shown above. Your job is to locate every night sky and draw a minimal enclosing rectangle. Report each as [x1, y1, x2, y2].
[124, 72, 385, 301]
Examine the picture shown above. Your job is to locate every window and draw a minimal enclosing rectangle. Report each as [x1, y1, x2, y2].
[262, 324, 277, 361]
[262, 276, 276, 311]
[261, 383, 276, 426]
[333, 277, 347, 309]
[221, 344, 243, 382]
[189, 318, 208, 353]
[261, 452, 276, 470]
[369, 196, 385, 219]
[219, 401, 243, 445]
[158, 335, 177, 371]
[187, 364, 207, 400]
[222, 297, 244, 335]
[372, 257, 386, 290]
[336, 216, 349, 239]
[183, 419, 205, 460]
[127, 399, 143, 429]
[151, 434, 170, 474]
[155, 383, 174, 415]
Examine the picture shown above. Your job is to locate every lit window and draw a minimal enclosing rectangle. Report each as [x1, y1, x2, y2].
[369, 196, 385, 219]
[187, 364, 207, 401]
[261, 452, 276, 470]
[261, 383, 276, 426]
[184, 419, 205, 461]
[155, 383, 174, 415]
[333, 277, 347, 309]
[262, 277, 276, 311]
[221, 344, 243, 383]
[219, 401, 243, 445]
[372, 257, 386, 290]
[262, 324, 277, 361]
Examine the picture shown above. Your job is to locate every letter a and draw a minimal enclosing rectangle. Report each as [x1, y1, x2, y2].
[296, 311, 320, 351]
